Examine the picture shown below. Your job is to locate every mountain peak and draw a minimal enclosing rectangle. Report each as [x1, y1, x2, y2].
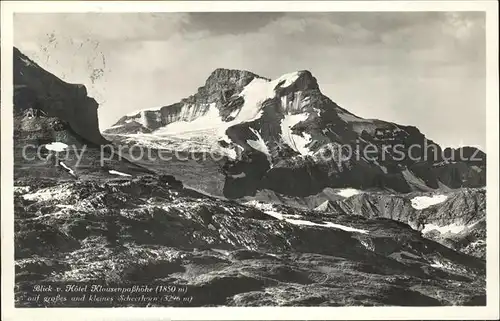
[295, 70, 318, 84]
[203, 68, 319, 93]
[272, 70, 319, 92]
[205, 68, 267, 86]
[209, 67, 261, 77]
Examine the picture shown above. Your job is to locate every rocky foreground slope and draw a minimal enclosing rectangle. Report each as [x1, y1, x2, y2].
[14, 176, 485, 307]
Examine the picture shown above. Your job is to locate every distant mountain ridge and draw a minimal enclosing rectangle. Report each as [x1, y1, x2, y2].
[104, 68, 486, 198]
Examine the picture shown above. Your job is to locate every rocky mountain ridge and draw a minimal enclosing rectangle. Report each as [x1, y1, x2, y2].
[312, 187, 486, 259]
[101, 67, 487, 260]
[104, 68, 486, 199]
[14, 47, 107, 146]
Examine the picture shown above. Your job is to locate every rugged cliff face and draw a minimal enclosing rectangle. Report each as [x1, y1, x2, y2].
[14, 47, 107, 146]
[13, 47, 150, 180]
[104, 68, 486, 198]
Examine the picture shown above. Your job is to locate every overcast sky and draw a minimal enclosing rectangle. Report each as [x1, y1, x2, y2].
[14, 12, 485, 149]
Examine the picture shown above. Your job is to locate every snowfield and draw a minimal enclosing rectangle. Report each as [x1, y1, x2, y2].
[59, 162, 76, 177]
[411, 194, 448, 210]
[154, 103, 220, 135]
[234, 78, 271, 123]
[20, 56, 33, 66]
[247, 128, 271, 159]
[245, 200, 368, 234]
[107, 124, 126, 129]
[22, 186, 72, 202]
[280, 113, 313, 155]
[152, 73, 301, 138]
[314, 200, 332, 212]
[421, 221, 480, 235]
[229, 172, 246, 179]
[285, 218, 369, 234]
[273, 71, 301, 87]
[337, 188, 362, 198]
[109, 170, 132, 177]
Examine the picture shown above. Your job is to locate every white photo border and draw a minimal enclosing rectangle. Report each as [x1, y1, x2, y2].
[1, 1, 498, 320]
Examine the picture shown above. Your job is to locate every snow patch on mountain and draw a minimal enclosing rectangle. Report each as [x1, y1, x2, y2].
[280, 113, 313, 155]
[337, 188, 362, 198]
[421, 221, 481, 235]
[218, 134, 243, 159]
[318, 221, 369, 234]
[247, 128, 271, 161]
[154, 103, 222, 135]
[226, 71, 301, 126]
[109, 170, 132, 177]
[275, 71, 301, 87]
[218, 145, 239, 160]
[59, 162, 77, 177]
[245, 200, 368, 234]
[411, 194, 447, 210]
[244, 200, 274, 211]
[45, 142, 68, 152]
[23, 186, 72, 202]
[314, 201, 330, 212]
[14, 186, 31, 194]
[294, 132, 313, 156]
[120, 133, 173, 150]
[135, 111, 149, 127]
[275, 217, 368, 234]
[229, 172, 246, 179]
[262, 210, 286, 220]
[108, 124, 125, 129]
[20, 57, 33, 67]
[430, 260, 446, 269]
[235, 78, 271, 123]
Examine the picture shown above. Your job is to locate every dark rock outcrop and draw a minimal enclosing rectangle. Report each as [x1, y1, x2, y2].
[14, 47, 107, 145]
[13, 47, 152, 180]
